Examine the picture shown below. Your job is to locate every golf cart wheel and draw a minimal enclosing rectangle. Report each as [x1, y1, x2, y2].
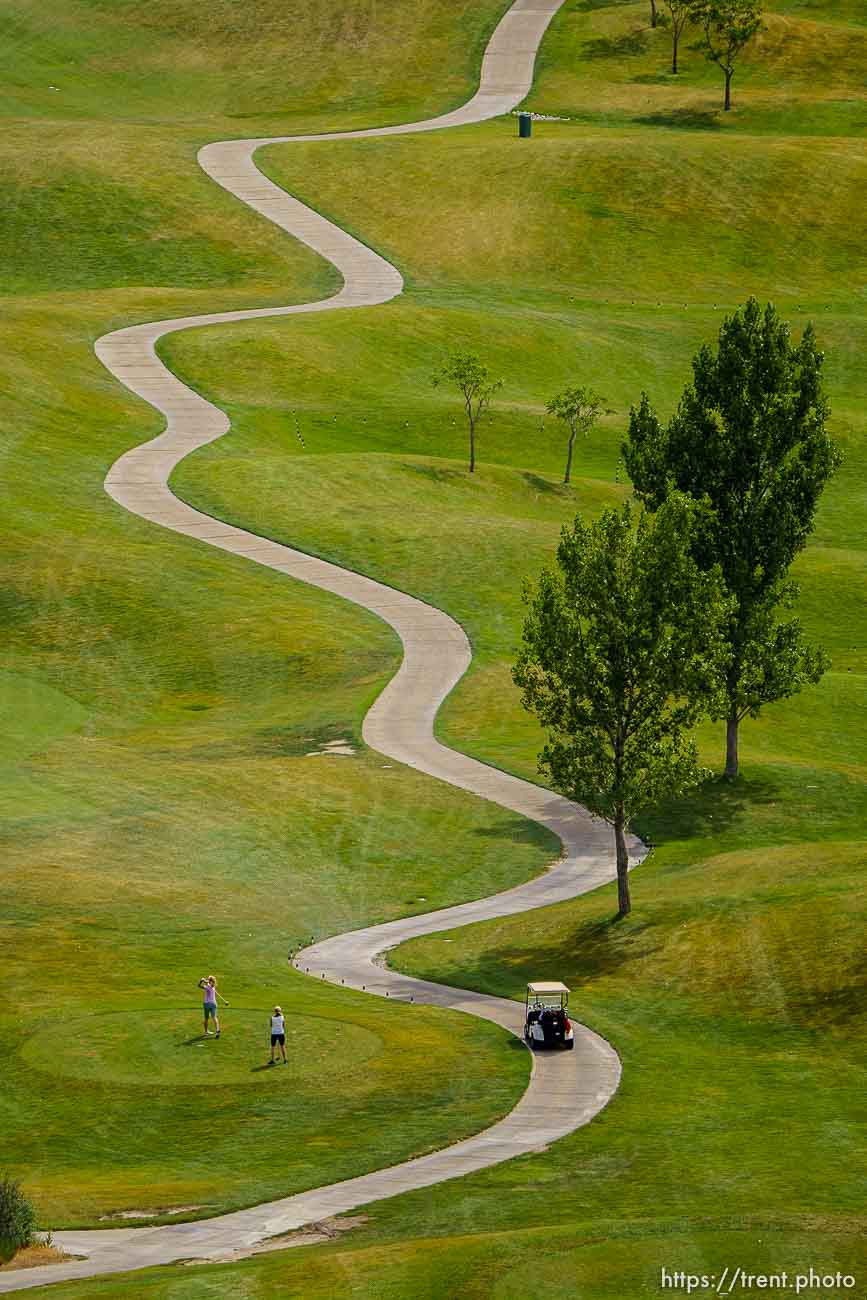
[564, 1039, 574, 1051]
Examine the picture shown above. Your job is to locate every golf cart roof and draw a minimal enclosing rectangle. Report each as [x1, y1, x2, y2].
[527, 981, 570, 994]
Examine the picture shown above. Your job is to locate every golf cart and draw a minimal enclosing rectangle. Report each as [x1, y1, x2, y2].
[523, 981, 574, 1050]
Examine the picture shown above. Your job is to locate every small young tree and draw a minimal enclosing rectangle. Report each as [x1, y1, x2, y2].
[0, 1176, 35, 1263]
[546, 387, 605, 485]
[433, 352, 502, 473]
[663, 0, 692, 72]
[690, 0, 763, 110]
[514, 496, 730, 917]
[623, 299, 841, 779]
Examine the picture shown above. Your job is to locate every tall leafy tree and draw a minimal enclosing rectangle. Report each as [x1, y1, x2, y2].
[690, 0, 763, 110]
[663, 0, 693, 73]
[546, 386, 605, 485]
[624, 299, 841, 779]
[433, 351, 502, 473]
[514, 497, 730, 917]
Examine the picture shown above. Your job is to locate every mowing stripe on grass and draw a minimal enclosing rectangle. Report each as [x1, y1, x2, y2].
[0, 1, 651, 1292]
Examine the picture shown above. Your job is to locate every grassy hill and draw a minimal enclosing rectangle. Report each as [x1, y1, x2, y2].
[528, 0, 867, 135]
[0, 0, 545, 1231]
[4, 0, 866, 1294]
[165, 1, 867, 1294]
[1, 0, 510, 129]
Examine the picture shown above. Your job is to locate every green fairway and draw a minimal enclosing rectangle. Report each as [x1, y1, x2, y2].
[525, 0, 867, 135]
[4, 0, 867, 1292]
[0, 383, 547, 1226]
[0, 0, 557, 1234]
[148, 0, 867, 1292]
[20, 1224, 867, 1299]
[0, 0, 510, 131]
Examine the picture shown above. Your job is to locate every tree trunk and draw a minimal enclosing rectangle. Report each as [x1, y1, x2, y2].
[614, 811, 631, 917]
[469, 418, 475, 473]
[564, 431, 576, 485]
[724, 68, 732, 111]
[725, 709, 739, 780]
[649, 0, 657, 28]
[672, 28, 679, 74]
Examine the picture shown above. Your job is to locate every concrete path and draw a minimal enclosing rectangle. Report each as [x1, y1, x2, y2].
[0, 0, 646, 1290]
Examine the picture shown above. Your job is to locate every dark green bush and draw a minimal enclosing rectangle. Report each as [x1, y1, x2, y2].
[0, 1176, 35, 1263]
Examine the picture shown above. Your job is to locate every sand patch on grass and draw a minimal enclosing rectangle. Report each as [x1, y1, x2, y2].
[306, 738, 357, 756]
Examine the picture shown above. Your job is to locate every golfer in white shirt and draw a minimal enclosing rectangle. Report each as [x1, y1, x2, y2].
[269, 1006, 287, 1064]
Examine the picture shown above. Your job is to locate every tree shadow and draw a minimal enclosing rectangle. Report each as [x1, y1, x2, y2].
[557, 914, 662, 980]
[520, 471, 570, 497]
[578, 0, 639, 11]
[638, 771, 780, 845]
[583, 31, 649, 60]
[402, 462, 469, 485]
[636, 109, 721, 130]
[0, 587, 39, 630]
[430, 915, 662, 997]
[472, 818, 558, 846]
[789, 953, 867, 1028]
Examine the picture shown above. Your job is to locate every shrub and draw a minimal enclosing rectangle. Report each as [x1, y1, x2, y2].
[0, 1176, 35, 1263]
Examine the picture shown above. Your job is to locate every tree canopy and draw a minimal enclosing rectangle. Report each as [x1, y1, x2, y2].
[514, 496, 730, 916]
[546, 386, 605, 485]
[624, 298, 841, 777]
[433, 351, 502, 473]
[690, 0, 763, 110]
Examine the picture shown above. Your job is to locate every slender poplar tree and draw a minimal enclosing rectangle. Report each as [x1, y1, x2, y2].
[624, 299, 841, 778]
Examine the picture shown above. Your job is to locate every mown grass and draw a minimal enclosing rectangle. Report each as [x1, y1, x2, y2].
[168, 300, 866, 785]
[254, 124, 867, 307]
[26, 1225, 867, 1299]
[5, 0, 867, 1293]
[0, 0, 551, 1232]
[0, 0, 510, 131]
[526, 0, 867, 135]
[123, 0, 867, 1293]
[0, 352, 542, 1224]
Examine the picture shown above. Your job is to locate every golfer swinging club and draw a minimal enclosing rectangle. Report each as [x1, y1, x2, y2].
[198, 974, 229, 1037]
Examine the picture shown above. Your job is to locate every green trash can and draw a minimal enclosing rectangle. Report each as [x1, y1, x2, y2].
[518, 112, 532, 138]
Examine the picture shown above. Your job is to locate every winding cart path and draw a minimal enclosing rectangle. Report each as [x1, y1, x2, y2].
[0, 1, 645, 1290]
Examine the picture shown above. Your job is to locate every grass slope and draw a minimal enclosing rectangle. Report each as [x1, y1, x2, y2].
[108, 0, 867, 1292]
[1, 0, 510, 131]
[0, 0, 552, 1231]
[527, 0, 867, 135]
[21, 1225, 867, 1299]
[4, 0, 866, 1292]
